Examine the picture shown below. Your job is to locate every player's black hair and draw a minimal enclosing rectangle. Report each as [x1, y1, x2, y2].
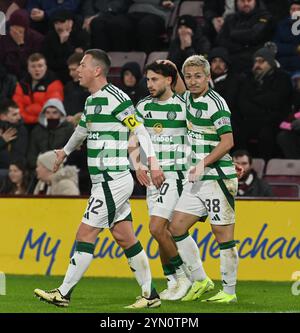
[144, 62, 178, 86]
[84, 49, 111, 76]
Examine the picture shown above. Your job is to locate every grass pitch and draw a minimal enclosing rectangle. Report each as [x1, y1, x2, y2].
[0, 275, 299, 313]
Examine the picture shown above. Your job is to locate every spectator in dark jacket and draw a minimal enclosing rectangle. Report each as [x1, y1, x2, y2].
[203, 0, 235, 44]
[83, 0, 131, 50]
[42, 10, 90, 83]
[0, 9, 44, 79]
[64, 52, 90, 126]
[238, 47, 293, 160]
[273, 0, 300, 74]
[0, 99, 28, 169]
[27, 0, 80, 35]
[0, 63, 17, 100]
[108, 0, 180, 53]
[217, 0, 273, 73]
[168, 15, 211, 71]
[27, 98, 74, 170]
[233, 149, 273, 196]
[119, 62, 148, 106]
[208, 47, 243, 149]
[13, 52, 64, 129]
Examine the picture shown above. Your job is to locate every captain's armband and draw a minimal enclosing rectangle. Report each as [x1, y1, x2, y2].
[122, 114, 142, 131]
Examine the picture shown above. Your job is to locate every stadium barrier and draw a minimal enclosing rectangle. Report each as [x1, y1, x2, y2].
[0, 197, 299, 281]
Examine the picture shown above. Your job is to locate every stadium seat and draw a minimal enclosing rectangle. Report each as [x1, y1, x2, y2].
[268, 183, 300, 198]
[252, 158, 265, 179]
[265, 159, 300, 176]
[264, 159, 300, 191]
[108, 52, 147, 69]
[107, 52, 147, 87]
[179, 1, 204, 17]
[145, 52, 168, 66]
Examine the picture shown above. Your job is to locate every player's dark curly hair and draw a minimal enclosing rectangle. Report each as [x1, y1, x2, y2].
[144, 62, 178, 87]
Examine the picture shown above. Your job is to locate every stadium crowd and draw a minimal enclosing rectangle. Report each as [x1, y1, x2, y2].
[0, 0, 300, 197]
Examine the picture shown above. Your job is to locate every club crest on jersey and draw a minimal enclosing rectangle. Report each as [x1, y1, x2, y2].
[153, 123, 163, 134]
[167, 110, 177, 121]
[195, 109, 202, 118]
[94, 105, 102, 114]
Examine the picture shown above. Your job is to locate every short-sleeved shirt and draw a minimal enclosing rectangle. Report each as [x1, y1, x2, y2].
[136, 93, 188, 179]
[79, 83, 135, 183]
[183, 88, 237, 180]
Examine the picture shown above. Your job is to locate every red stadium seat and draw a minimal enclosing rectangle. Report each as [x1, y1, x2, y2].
[265, 159, 300, 176]
[268, 183, 300, 198]
[107, 52, 147, 88]
[264, 159, 300, 189]
[145, 52, 168, 66]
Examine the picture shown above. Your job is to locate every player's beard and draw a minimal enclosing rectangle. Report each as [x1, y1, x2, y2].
[151, 87, 167, 99]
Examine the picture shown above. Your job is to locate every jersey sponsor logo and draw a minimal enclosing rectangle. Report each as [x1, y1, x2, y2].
[150, 135, 173, 143]
[167, 111, 177, 120]
[144, 112, 153, 119]
[187, 130, 203, 140]
[216, 117, 231, 127]
[153, 123, 163, 134]
[94, 105, 102, 114]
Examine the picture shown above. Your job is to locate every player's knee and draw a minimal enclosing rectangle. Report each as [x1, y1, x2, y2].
[149, 221, 164, 239]
[168, 222, 181, 237]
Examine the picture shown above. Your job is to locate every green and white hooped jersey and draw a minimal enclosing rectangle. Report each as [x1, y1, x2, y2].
[136, 93, 188, 179]
[183, 88, 237, 180]
[78, 83, 134, 183]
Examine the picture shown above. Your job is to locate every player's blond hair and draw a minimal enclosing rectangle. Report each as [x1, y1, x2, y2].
[182, 55, 210, 77]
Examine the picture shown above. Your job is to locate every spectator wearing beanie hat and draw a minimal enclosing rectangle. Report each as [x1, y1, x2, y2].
[34, 150, 80, 196]
[208, 47, 242, 146]
[273, 0, 300, 74]
[0, 9, 44, 78]
[237, 46, 293, 160]
[168, 14, 210, 71]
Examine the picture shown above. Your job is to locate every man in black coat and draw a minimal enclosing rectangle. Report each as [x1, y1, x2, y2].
[237, 47, 293, 160]
[0, 99, 28, 169]
[232, 149, 273, 197]
[42, 10, 90, 83]
[217, 0, 273, 73]
[168, 15, 210, 71]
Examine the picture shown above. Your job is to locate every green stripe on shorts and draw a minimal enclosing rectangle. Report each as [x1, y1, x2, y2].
[102, 182, 116, 226]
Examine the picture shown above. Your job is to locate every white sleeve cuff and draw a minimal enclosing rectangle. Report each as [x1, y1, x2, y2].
[133, 124, 156, 158]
